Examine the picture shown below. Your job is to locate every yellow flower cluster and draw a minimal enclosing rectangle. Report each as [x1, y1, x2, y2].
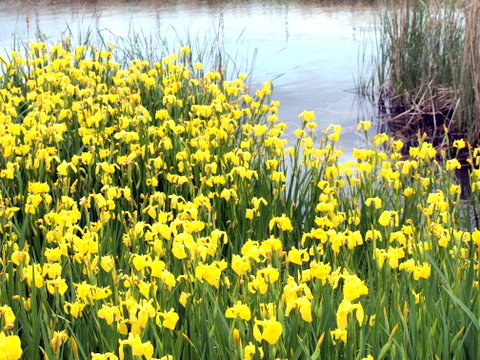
[0, 39, 478, 360]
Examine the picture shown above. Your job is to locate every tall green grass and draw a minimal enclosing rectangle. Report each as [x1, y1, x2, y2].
[365, 0, 480, 149]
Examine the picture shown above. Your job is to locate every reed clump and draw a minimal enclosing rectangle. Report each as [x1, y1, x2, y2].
[370, 0, 480, 152]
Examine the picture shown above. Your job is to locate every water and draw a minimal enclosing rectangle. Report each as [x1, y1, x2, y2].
[0, 0, 377, 156]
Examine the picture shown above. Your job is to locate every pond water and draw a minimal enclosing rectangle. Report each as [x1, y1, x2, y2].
[0, 0, 377, 156]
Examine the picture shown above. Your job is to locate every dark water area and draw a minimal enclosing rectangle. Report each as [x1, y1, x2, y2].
[0, 0, 378, 157]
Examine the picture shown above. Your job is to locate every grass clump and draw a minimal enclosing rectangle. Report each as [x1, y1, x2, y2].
[0, 36, 479, 360]
[366, 0, 480, 152]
